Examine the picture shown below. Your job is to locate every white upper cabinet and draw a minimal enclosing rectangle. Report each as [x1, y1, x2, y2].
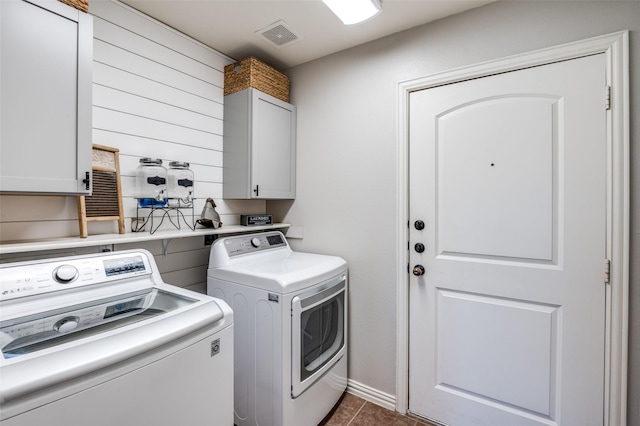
[0, 0, 93, 195]
[223, 88, 296, 199]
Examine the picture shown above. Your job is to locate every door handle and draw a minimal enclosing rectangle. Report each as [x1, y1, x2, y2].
[412, 265, 425, 276]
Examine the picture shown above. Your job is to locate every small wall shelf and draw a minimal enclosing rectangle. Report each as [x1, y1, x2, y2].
[0, 223, 291, 255]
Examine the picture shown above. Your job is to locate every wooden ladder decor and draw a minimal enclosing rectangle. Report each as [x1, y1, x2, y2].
[78, 144, 125, 238]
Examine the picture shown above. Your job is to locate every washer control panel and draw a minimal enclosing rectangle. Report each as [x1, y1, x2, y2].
[0, 252, 152, 302]
[223, 232, 288, 257]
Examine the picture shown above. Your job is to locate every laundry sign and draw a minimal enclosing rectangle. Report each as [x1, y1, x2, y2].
[241, 214, 273, 226]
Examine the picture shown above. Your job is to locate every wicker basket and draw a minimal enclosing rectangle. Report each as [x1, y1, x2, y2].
[224, 57, 290, 102]
[58, 0, 89, 13]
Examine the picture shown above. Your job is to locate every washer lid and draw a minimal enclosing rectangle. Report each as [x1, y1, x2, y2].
[0, 283, 231, 405]
[209, 251, 347, 293]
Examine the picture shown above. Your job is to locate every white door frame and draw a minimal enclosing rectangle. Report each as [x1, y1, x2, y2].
[395, 31, 629, 426]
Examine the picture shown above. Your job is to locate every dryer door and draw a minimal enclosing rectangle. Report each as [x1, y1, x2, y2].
[291, 274, 346, 398]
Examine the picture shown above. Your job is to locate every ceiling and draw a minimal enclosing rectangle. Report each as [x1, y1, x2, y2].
[119, 0, 494, 70]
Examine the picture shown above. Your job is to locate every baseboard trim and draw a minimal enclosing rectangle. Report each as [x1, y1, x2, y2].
[346, 379, 396, 411]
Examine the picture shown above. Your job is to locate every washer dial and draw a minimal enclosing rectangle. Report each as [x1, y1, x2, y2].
[54, 316, 80, 333]
[54, 265, 79, 283]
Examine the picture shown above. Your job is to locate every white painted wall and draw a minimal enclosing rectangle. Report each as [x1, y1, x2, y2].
[271, 1, 640, 423]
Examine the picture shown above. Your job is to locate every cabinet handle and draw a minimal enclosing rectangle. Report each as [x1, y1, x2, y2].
[83, 172, 90, 190]
[254, 185, 259, 196]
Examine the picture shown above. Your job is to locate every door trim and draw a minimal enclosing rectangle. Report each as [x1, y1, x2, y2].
[395, 31, 629, 425]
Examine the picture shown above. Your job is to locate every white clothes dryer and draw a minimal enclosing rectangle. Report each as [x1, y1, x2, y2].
[207, 231, 348, 426]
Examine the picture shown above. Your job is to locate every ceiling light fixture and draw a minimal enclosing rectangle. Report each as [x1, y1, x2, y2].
[322, 0, 382, 25]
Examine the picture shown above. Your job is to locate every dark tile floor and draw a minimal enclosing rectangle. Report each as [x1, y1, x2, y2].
[319, 393, 439, 426]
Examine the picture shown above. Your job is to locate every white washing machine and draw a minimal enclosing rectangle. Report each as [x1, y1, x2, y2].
[0, 249, 234, 426]
[207, 231, 348, 426]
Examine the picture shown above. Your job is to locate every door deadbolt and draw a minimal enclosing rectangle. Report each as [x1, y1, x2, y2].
[412, 265, 425, 276]
[414, 220, 425, 230]
[414, 243, 425, 253]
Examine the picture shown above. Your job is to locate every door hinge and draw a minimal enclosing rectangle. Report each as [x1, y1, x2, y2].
[605, 85, 611, 110]
[604, 259, 611, 284]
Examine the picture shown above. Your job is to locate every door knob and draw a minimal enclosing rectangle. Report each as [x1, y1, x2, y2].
[414, 220, 425, 230]
[414, 243, 425, 253]
[412, 265, 425, 276]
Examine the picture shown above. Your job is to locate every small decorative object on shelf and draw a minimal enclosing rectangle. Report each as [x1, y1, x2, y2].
[136, 158, 168, 207]
[77, 145, 125, 238]
[241, 214, 273, 226]
[167, 161, 194, 206]
[133, 158, 198, 234]
[196, 198, 222, 229]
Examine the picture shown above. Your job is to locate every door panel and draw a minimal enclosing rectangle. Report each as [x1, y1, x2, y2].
[435, 290, 559, 417]
[409, 54, 606, 426]
[438, 96, 556, 261]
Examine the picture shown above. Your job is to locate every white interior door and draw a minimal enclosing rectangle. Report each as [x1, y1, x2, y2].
[408, 53, 607, 426]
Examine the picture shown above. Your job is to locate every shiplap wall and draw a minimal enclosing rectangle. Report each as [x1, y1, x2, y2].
[91, 0, 268, 232]
[0, 0, 265, 293]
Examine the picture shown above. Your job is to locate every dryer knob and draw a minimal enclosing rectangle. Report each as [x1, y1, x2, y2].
[251, 237, 261, 248]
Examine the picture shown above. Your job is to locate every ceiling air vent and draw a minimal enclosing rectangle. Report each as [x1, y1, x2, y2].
[255, 20, 301, 48]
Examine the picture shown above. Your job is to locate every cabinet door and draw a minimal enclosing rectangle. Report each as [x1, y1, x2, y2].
[251, 90, 296, 199]
[0, 0, 92, 194]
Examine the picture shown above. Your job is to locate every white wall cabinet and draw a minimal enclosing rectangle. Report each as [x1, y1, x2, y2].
[223, 88, 296, 199]
[0, 0, 93, 195]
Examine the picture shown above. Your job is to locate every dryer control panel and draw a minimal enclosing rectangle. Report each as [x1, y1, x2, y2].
[223, 232, 288, 257]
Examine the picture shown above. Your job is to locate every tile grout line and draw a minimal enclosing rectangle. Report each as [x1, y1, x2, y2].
[345, 400, 368, 425]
